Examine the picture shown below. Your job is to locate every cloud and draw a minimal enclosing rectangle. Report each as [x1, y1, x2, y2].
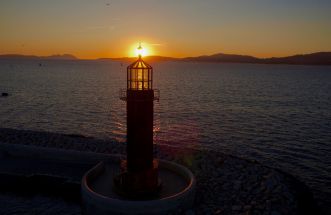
[149, 43, 164, 46]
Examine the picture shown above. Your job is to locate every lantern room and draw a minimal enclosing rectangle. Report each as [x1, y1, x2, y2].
[127, 45, 153, 90]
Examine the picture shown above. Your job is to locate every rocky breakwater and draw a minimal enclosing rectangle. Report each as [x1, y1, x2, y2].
[0, 128, 318, 214]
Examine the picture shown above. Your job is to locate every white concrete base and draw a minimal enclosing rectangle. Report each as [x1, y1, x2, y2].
[81, 159, 196, 215]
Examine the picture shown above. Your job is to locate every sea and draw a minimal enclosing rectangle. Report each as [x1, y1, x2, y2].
[0, 59, 330, 211]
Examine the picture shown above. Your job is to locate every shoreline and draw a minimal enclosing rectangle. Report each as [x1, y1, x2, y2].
[0, 127, 319, 214]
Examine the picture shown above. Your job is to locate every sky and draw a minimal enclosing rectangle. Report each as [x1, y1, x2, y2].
[1, 0, 331, 59]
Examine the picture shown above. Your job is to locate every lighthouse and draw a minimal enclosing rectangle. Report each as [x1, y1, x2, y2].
[82, 44, 195, 214]
[115, 44, 160, 198]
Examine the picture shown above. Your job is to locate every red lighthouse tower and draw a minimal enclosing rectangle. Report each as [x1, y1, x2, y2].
[115, 44, 160, 198]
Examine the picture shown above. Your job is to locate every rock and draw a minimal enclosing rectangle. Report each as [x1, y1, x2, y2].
[0, 150, 7, 158]
[232, 205, 242, 211]
[233, 180, 241, 190]
[271, 211, 281, 215]
[214, 209, 222, 214]
[184, 209, 195, 215]
[244, 205, 252, 210]
[265, 177, 277, 190]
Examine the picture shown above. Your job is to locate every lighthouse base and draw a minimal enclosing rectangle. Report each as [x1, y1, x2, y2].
[81, 159, 195, 215]
[113, 159, 161, 199]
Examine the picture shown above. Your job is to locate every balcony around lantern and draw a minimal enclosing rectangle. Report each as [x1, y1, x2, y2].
[119, 88, 160, 101]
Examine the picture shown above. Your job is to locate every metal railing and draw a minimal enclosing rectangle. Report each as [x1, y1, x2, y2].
[119, 89, 160, 101]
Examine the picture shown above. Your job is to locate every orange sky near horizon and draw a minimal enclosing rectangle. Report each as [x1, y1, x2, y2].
[1, 0, 331, 59]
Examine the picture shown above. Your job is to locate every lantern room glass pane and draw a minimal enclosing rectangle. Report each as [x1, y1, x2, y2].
[143, 70, 148, 81]
[143, 82, 148, 89]
[131, 81, 136, 89]
[130, 70, 135, 81]
[137, 69, 143, 81]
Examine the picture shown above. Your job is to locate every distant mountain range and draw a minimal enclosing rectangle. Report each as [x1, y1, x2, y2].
[1, 52, 331, 65]
[0, 54, 77, 60]
[180, 52, 331, 65]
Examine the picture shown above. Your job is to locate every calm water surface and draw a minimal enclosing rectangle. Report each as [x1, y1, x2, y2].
[0, 59, 330, 209]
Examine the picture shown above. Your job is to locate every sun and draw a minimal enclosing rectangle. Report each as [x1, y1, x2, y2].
[135, 44, 148, 57]
[130, 42, 151, 57]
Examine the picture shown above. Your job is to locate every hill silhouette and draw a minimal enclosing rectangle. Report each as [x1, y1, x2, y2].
[1, 52, 331, 65]
[0, 54, 77, 60]
[263, 52, 331, 65]
[182, 53, 259, 63]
